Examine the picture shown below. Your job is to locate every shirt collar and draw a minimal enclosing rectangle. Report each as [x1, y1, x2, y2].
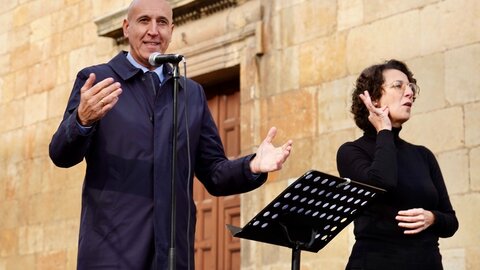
[126, 52, 165, 82]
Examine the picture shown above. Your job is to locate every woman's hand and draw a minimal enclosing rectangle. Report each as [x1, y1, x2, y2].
[358, 91, 392, 132]
[396, 208, 436, 234]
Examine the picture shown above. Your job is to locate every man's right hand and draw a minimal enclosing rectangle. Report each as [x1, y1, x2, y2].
[77, 73, 123, 126]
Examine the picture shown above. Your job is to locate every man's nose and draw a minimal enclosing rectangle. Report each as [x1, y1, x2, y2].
[148, 22, 159, 34]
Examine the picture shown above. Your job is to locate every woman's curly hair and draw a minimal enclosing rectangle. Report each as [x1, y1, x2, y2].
[351, 59, 417, 132]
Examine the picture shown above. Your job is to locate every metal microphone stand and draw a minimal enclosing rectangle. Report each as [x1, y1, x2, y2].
[168, 62, 180, 270]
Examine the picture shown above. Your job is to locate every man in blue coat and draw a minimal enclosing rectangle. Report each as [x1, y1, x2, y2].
[49, 0, 293, 269]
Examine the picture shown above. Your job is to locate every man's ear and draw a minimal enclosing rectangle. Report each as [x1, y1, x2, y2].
[122, 19, 129, 38]
[169, 24, 175, 42]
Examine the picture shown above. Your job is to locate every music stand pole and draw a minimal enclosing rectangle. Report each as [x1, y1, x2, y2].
[281, 223, 316, 270]
[292, 245, 301, 270]
[168, 62, 180, 270]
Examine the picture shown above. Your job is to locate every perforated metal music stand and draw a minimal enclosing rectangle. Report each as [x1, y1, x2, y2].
[227, 170, 386, 270]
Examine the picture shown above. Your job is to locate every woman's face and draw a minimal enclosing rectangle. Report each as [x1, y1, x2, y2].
[377, 69, 416, 127]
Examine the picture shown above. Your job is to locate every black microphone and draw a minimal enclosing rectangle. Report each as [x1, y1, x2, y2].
[149, 52, 184, 66]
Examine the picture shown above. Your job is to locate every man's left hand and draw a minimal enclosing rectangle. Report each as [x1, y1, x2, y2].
[249, 127, 293, 174]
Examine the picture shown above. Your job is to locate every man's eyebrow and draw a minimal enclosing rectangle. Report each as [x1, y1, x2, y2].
[135, 14, 170, 22]
[157, 15, 171, 22]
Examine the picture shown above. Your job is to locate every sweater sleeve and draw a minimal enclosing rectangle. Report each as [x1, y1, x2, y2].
[423, 147, 459, 238]
[336, 130, 398, 191]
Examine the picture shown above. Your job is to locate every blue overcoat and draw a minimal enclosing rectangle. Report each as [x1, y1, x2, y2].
[49, 51, 266, 269]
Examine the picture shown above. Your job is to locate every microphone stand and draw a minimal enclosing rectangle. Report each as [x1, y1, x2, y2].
[168, 62, 180, 270]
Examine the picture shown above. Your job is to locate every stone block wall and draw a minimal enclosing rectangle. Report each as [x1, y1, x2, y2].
[0, 1, 126, 269]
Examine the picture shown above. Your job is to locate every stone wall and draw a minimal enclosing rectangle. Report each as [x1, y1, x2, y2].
[0, 0, 478, 269]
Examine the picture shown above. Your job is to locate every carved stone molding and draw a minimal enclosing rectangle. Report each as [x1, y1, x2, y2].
[94, 8, 126, 43]
[173, 0, 240, 26]
[94, 0, 248, 44]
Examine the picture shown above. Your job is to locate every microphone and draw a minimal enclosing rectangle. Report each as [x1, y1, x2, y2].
[149, 52, 184, 66]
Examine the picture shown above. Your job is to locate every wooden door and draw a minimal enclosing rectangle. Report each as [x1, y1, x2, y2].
[194, 81, 241, 270]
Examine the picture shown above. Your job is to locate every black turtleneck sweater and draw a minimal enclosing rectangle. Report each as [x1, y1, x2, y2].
[336, 128, 458, 270]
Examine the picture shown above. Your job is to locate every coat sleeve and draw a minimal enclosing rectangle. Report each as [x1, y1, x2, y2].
[49, 69, 96, 168]
[193, 87, 266, 196]
[423, 147, 459, 238]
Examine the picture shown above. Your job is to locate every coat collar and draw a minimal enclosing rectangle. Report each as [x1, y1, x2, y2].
[108, 51, 186, 89]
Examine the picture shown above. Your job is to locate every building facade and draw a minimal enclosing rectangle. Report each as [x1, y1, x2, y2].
[0, 0, 479, 269]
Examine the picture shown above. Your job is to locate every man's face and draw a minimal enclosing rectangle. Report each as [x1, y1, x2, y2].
[123, 0, 174, 69]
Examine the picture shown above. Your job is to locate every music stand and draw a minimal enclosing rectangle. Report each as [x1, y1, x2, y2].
[227, 170, 385, 270]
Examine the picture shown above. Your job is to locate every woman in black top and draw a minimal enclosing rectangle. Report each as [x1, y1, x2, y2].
[336, 59, 458, 270]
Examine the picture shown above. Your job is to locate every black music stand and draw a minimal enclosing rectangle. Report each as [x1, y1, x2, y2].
[227, 170, 385, 270]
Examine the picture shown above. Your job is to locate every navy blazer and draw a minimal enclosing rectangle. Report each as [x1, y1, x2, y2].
[49, 51, 266, 269]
